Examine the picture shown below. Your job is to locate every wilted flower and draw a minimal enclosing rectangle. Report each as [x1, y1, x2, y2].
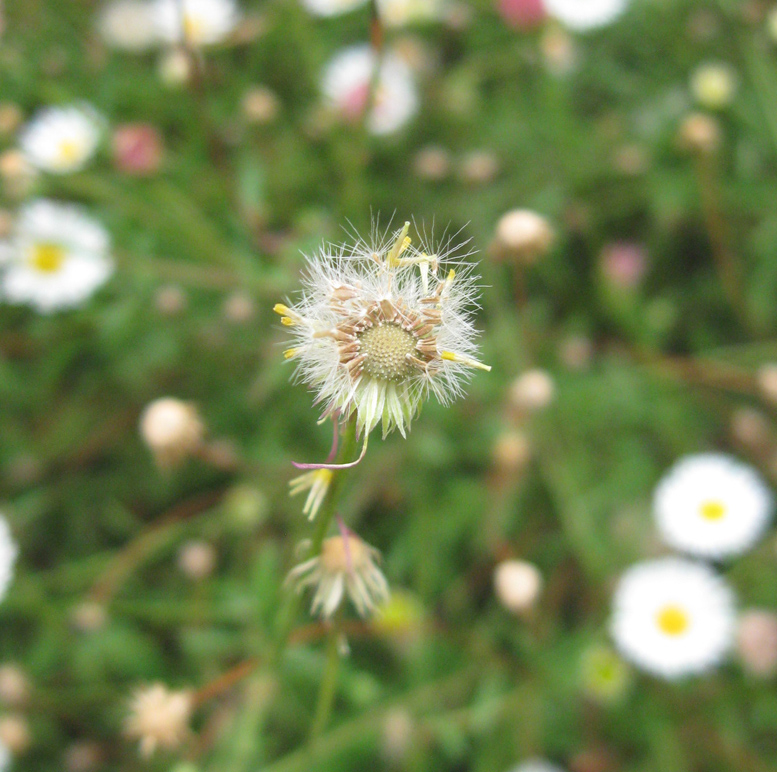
[152, 0, 240, 46]
[543, 0, 629, 31]
[610, 557, 736, 679]
[139, 397, 204, 468]
[98, 0, 158, 51]
[494, 209, 554, 263]
[112, 123, 164, 176]
[177, 540, 217, 580]
[0, 199, 113, 313]
[287, 532, 389, 618]
[653, 454, 773, 560]
[690, 62, 737, 110]
[155, 284, 188, 315]
[289, 469, 333, 520]
[276, 222, 488, 441]
[494, 559, 542, 614]
[125, 684, 193, 757]
[19, 105, 102, 174]
[321, 45, 419, 135]
[737, 609, 777, 677]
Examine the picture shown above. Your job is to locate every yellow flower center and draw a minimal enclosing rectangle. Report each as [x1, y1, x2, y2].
[700, 500, 726, 521]
[30, 243, 66, 274]
[183, 14, 204, 42]
[58, 139, 82, 165]
[358, 322, 417, 382]
[656, 605, 690, 637]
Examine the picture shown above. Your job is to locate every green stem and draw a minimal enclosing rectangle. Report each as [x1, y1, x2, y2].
[308, 622, 342, 740]
[272, 419, 358, 658]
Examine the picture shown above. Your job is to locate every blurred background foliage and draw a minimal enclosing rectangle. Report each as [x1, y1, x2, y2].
[2, 0, 777, 770]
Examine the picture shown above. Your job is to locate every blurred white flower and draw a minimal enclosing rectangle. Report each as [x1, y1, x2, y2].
[653, 454, 773, 560]
[125, 684, 192, 757]
[0, 200, 113, 313]
[276, 222, 488, 438]
[287, 532, 389, 618]
[0, 516, 17, 604]
[543, 0, 628, 31]
[610, 557, 736, 679]
[98, 0, 158, 51]
[301, 0, 367, 17]
[19, 105, 102, 174]
[152, 0, 240, 46]
[377, 0, 444, 27]
[321, 45, 419, 135]
[690, 62, 737, 110]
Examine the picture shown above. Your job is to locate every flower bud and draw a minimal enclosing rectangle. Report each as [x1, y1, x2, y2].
[459, 150, 499, 186]
[155, 285, 188, 316]
[509, 369, 555, 412]
[678, 112, 721, 155]
[730, 407, 771, 451]
[98, 0, 157, 51]
[0, 714, 30, 755]
[177, 540, 217, 580]
[493, 559, 542, 614]
[599, 242, 648, 290]
[540, 27, 577, 76]
[0, 665, 28, 707]
[158, 48, 192, 88]
[140, 398, 204, 469]
[494, 209, 554, 264]
[690, 62, 737, 110]
[497, 0, 545, 29]
[71, 602, 107, 633]
[242, 86, 280, 124]
[381, 709, 414, 765]
[492, 431, 531, 475]
[112, 123, 163, 176]
[413, 145, 451, 181]
[64, 741, 103, 772]
[756, 363, 777, 405]
[737, 609, 777, 677]
[223, 291, 256, 324]
[0, 103, 22, 137]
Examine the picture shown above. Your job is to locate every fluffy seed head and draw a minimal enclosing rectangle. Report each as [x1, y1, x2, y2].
[125, 684, 192, 758]
[276, 222, 489, 438]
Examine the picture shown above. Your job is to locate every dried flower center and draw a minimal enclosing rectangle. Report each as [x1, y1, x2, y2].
[30, 242, 66, 273]
[656, 604, 690, 637]
[357, 322, 417, 382]
[700, 500, 726, 521]
[321, 535, 369, 573]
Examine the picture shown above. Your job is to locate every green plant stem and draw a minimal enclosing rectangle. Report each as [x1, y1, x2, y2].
[272, 419, 358, 658]
[308, 621, 342, 740]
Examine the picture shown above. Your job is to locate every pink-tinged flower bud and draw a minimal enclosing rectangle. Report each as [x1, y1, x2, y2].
[730, 407, 771, 451]
[737, 609, 777, 677]
[112, 124, 163, 177]
[494, 559, 542, 614]
[497, 0, 545, 30]
[599, 242, 648, 290]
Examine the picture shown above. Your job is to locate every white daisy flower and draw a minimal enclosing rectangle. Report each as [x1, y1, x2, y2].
[275, 222, 489, 442]
[0, 199, 113, 313]
[98, 0, 159, 51]
[287, 532, 389, 618]
[610, 557, 736, 679]
[0, 515, 17, 604]
[654, 454, 773, 560]
[543, 0, 629, 31]
[377, 0, 444, 27]
[321, 45, 419, 136]
[19, 105, 103, 174]
[301, 0, 368, 17]
[152, 0, 240, 46]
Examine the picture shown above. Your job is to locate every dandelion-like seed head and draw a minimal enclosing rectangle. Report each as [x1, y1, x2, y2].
[276, 222, 489, 439]
[124, 683, 193, 758]
[287, 532, 389, 619]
